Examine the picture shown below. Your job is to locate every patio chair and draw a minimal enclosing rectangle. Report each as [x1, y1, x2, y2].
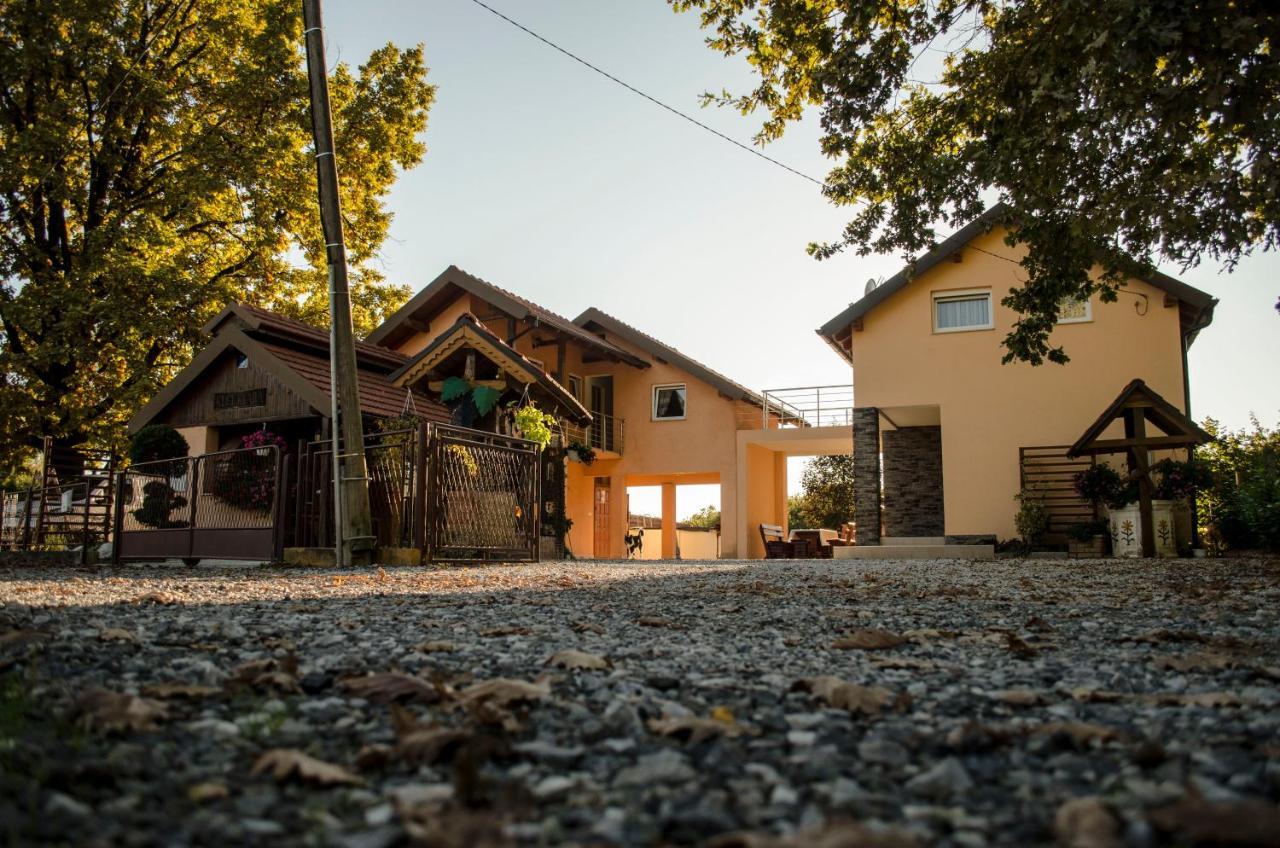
[759, 523, 794, 559]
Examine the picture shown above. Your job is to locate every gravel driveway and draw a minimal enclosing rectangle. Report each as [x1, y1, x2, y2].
[2, 557, 1279, 847]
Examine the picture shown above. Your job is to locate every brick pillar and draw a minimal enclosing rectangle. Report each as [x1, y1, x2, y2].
[852, 408, 881, 546]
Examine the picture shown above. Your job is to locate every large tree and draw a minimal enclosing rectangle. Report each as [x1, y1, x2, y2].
[790, 455, 856, 530]
[673, 0, 1278, 364]
[0, 0, 433, 464]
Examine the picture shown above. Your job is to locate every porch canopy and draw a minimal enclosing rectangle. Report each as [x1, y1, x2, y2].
[389, 313, 591, 427]
[1067, 379, 1212, 556]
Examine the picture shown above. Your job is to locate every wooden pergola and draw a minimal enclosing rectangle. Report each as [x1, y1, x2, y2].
[1067, 379, 1213, 557]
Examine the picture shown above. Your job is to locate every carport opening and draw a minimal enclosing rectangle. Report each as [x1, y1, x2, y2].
[626, 484, 721, 560]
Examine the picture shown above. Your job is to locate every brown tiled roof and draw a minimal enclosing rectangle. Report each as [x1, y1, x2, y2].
[208, 303, 407, 369]
[258, 340, 449, 422]
[575, 308, 764, 408]
[365, 266, 649, 368]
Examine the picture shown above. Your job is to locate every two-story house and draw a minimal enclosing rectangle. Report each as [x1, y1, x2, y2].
[814, 204, 1217, 551]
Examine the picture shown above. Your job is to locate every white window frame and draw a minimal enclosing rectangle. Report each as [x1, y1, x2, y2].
[651, 383, 688, 421]
[567, 373, 583, 401]
[932, 288, 994, 333]
[1056, 295, 1093, 324]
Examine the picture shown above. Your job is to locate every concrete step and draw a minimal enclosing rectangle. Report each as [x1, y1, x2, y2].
[832, 544, 994, 560]
[879, 536, 946, 546]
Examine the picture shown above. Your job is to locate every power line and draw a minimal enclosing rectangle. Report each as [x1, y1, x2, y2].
[464, 0, 829, 189]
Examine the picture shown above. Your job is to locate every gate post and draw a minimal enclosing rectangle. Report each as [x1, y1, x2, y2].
[413, 422, 428, 554]
[275, 450, 290, 562]
[80, 481, 92, 566]
[187, 456, 200, 562]
[111, 471, 125, 564]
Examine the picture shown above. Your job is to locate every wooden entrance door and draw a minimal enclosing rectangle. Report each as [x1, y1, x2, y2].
[593, 477, 611, 559]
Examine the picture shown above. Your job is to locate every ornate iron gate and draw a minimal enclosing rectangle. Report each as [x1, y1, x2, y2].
[425, 424, 540, 562]
[293, 427, 421, 550]
[115, 446, 285, 562]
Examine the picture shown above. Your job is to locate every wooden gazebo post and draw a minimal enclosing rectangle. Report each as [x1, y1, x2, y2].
[1068, 379, 1214, 559]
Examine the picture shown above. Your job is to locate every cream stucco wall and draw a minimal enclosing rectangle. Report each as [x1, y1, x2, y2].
[385, 290, 752, 558]
[846, 227, 1190, 540]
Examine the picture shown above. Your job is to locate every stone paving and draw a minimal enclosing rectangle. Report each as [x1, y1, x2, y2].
[2, 557, 1279, 846]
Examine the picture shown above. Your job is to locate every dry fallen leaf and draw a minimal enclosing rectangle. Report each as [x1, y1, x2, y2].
[396, 799, 511, 848]
[1152, 650, 1240, 673]
[570, 620, 605, 635]
[0, 629, 49, 647]
[135, 591, 179, 605]
[480, 625, 531, 637]
[546, 649, 610, 671]
[142, 682, 221, 699]
[1055, 797, 1122, 848]
[991, 689, 1046, 707]
[708, 820, 921, 848]
[74, 688, 168, 733]
[637, 615, 677, 628]
[831, 629, 906, 650]
[1147, 796, 1280, 846]
[231, 656, 299, 693]
[187, 781, 230, 803]
[249, 749, 362, 786]
[98, 628, 137, 643]
[389, 705, 474, 765]
[648, 714, 745, 744]
[338, 672, 442, 704]
[456, 677, 551, 708]
[793, 676, 905, 717]
[416, 640, 457, 653]
[1036, 721, 1125, 747]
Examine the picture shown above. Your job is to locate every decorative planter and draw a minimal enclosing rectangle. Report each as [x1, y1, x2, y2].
[1109, 503, 1141, 557]
[1068, 535, 1108, 558]
[1108, 500, 1178, 558]
[567, 449, 583, 463]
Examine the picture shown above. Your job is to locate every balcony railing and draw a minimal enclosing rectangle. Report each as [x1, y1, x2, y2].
[563, 412, 625, 455]
[742, 384, 855, 429]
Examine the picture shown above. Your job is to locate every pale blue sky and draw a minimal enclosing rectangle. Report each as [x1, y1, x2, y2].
[326, 1, 1278, 519]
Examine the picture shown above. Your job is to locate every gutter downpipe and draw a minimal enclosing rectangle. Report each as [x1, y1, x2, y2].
[1182, 301, 1217, 552]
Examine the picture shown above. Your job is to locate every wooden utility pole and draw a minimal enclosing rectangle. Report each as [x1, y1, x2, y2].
[302, 0, 374, 566]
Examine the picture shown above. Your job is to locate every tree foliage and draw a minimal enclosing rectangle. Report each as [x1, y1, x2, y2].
[685, 504, 721, 529]
[790, 455, 856, 529]
[0, 0, 434, 460]
[1197, 416, 1280, 552]
[672, 0, 1278, 363]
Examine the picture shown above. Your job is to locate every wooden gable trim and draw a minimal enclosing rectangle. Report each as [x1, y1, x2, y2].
[127, 328, 331, 434]
[1067, 379, 1212, 458]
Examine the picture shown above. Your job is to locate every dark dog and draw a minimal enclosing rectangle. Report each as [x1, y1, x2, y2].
[624, 528, 644, 558]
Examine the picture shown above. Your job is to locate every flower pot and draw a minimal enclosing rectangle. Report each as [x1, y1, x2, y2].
[1108, 503, 1141, 557]
[1108, 500, 1178, 558]
[567, 449, 582, 463]
[1068, 534, 1107, 558]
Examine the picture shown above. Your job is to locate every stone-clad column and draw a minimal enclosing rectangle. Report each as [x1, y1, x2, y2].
[852, 408, 881, 546]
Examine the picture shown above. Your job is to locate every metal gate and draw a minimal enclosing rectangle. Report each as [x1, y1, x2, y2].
[426, 424, 540, 562]
[293, 427, 422, 550]
[115, 446, 285, 562]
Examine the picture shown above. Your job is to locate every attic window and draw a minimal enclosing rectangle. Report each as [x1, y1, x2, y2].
[933, 290, 993, 333]
[235, 353, 250, 369]
[652, 384, 687, 421]
[1057, 296, 1092, 324]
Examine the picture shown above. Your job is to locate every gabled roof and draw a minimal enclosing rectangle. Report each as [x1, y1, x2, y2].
[574, 308, 765, 408]
[205, 302, 407, 370]
[389, 314, 591, 425]
[366, 265, 649, 368]
[816, 204, 1219, 362]
[128, 326, 446, 434]
[1067, 378, 1213, 458]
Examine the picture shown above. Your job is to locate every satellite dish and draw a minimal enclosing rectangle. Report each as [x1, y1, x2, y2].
[864, 278, 879, 295]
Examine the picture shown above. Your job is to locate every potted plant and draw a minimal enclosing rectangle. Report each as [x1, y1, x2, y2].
[565, 441, 596, 465]
[1065, 519, 1109, 557]
[512, 404, 556, 451]
[1073, 464, 1142, 558]
[1152, 458, 1212, 556]
[1013, 488, 1050, 550]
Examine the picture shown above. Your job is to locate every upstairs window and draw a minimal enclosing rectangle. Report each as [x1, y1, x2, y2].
[933, 290, 993, 332]
[652, 384, 687, 420]
[567, 374, 583, 401]
[1057, 295, 1092, 324]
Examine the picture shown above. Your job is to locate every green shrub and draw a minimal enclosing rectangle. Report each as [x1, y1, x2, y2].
[129, 424, 188, 474]
[1197, 416, 1280, 552]
[1072, 463, 1136, 510]
[1014, 489, 1050, 544]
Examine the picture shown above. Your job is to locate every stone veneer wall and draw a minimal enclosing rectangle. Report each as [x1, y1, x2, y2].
[881, 425, 945, 536]
[852, 408, 882, 546]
